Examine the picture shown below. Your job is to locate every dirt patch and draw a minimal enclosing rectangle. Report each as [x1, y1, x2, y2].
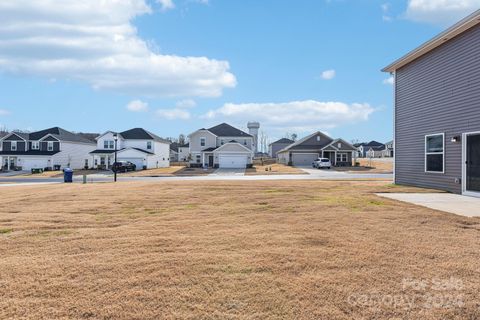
[0, 180, 478, 319]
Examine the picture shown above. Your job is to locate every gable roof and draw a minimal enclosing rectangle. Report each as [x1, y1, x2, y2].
[26, 127, 94, 144]
[278, 131, 333, 153]
[270, 138, 294, 145]
[119, 128, 169, 144]
[322, 139, 357, 151]
[170, 142, 190, 152]
[383, 9, 480, 72]
[207, 123, 252, 137]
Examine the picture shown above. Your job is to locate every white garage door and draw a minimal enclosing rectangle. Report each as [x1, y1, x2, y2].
[292, 153, 318, 166]
[219, 155, 248, 168]
[119, 158, 143, 170]
[21, 158, 49, 170]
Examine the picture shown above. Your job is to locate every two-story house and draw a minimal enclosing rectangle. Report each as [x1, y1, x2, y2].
[188, 123, 254, 168]
[0, 127, 96, 171]
[90, 128, 170, 170]
[170, 142, 190, 162]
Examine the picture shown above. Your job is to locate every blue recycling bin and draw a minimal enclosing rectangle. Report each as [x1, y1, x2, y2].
[63, 168, 73, 183]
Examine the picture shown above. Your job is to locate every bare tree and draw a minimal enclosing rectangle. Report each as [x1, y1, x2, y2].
[291, 133, 297, 141]
[259, 131, 269, 154]
[178, 134, 186, 145]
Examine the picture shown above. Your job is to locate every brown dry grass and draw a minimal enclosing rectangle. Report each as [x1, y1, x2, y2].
[120, 166, 184, 177]
[357, 158, 394, 172]
[0, 180, 479, 319]
[246, 163, 306, 175]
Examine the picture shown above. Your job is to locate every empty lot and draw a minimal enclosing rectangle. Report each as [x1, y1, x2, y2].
[0, 180, 479, 319]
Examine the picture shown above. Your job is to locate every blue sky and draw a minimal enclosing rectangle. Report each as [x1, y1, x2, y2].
[0, 0, 478, 147]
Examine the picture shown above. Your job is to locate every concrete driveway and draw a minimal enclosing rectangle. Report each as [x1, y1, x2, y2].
[209, 168, 245, 176]
[299, 167, 392, 180]
[377, 193, 480, 217]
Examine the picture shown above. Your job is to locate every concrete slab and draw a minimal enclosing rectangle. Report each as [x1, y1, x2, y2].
[209, 168, 245, 176]
[377, 193, 480, 218]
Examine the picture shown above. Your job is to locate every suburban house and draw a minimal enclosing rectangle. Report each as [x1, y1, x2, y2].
[0, 127, 96, 171]
[383, 9, 480, 196]
[382, 141, 394, 158]
[170, 142, 190, 162]
[277, 131, 356, 166]
[269, 138, 294, 159]
[187, 123, 254, 168]
[356, 141, 385, 158]
[90, 128, 170, 170]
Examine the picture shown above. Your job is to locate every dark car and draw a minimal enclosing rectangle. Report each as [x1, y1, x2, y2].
[112, 161, 136, 173]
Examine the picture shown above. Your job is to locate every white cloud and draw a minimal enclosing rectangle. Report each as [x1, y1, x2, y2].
[0, 1, 236, 98]
[382, 3, 393, 21]
[405, 0, 480, 25]
[320, 69, 336, 80]
[383, 76, 394, 85]
[126, 99, 149, 112]
[202, 100, 375, 133]
[0, 109, 10, 116]
[157, 0, 175, 11]
[176, 99, 197, 108]
[156, 108, 191, 120]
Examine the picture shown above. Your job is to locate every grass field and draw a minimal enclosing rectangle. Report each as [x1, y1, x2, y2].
[0, 180, 479, 319]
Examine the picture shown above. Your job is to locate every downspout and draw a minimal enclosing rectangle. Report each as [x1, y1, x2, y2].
[392, 71, 396, 184]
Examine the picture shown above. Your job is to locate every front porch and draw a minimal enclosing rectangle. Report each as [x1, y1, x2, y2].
[322, 150, 353, 166]
[1, 156, 19, 171]
[92, 154, 115, 170]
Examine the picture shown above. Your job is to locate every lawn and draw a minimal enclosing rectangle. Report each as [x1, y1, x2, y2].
[0, 180, 479, 319]
[245, 163, 306, 175]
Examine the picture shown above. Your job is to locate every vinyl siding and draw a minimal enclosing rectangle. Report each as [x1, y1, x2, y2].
[395, 23, 480, 193]
[51, 142, 96, 169]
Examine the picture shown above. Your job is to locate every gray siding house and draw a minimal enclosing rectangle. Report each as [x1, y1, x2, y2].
[383, 10, 480, 196]
[269, 138, 294, 159]
[277, 131, 356, 166]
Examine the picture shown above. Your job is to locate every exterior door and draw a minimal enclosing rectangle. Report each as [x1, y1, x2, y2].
[466, 134, 480, 193]
[208, 155, 214, 167]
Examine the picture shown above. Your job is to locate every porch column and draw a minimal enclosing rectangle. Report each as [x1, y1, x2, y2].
[334, 151, 337, 166]
[202, 153, 205, 168]
[7, 156, 10, 171]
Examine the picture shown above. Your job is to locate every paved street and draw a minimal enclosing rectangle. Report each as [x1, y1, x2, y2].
[0, 167, 393, 186]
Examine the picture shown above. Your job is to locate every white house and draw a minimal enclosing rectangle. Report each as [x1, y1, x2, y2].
[0, 127, 96, 171]
[90, 128, 170, 170]
[188, 123, 254, 168]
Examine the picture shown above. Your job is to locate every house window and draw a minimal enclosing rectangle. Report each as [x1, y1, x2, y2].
[336, 153, 347, 162]
[11, 141, 17, 151]
[425, 133, 444, 173]
[31, 141, 39, 150]
[244, 140, 247, 145]
[196, 154, 201, 163]
[47, 141, 54, 151]
[221, 139, 224, 145]
[317, 136, 321, 142]
[84, 159, 89, 167]
[147, 141, 152, 150]
[104, 140, 114, 149]
[100, 157, 105, 165]
[200, 137, 206, 147]
[337, 143, 342, 148]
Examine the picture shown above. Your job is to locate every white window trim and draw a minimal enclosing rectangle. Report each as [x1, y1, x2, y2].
[11, 141, 17, 151]
[425, 133, 445, 174]
[47, 141, 54, 151]
[31, 141, 39, 150]
[147, 141, 152, 150]
[200, 137, 206, 147]
[336, 152, 347, 162]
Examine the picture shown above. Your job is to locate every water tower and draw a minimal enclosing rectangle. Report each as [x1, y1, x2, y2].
[247, 121, 260, 154]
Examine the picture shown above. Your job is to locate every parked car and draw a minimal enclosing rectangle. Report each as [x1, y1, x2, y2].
[112, 161, 136, 173]
[312, 158, 331, 169]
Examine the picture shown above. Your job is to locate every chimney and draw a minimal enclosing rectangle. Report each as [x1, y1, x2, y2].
[247, 121, 260, 154]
